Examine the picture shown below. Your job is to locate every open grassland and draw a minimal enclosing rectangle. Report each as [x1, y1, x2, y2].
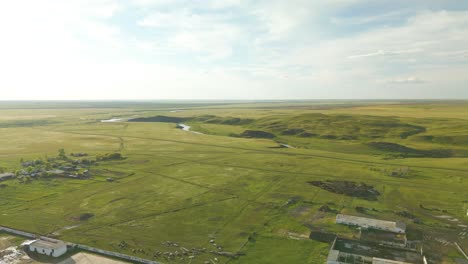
[0, 101, 467, 264]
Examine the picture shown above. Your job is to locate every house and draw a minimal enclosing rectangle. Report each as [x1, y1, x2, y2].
[29, 238, 67, 257]
[327, 238, 425, 264]
[71, 152, 88, 157]
[46, 169, 66, 177]
[59, 166, 76, 171]
[336, 214, 406, 234]
[0, 172, 15, 181]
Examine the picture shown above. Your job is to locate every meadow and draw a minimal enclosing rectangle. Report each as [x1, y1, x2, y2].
[0, 101, 467, 263]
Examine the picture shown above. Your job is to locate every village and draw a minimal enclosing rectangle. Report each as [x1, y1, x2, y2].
[0, 149, 124, 185]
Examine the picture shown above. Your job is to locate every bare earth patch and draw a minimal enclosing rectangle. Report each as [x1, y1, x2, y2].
[58, 253, 128, 264]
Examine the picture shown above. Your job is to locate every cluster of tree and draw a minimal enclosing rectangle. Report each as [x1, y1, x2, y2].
[6, 149, 125, 185]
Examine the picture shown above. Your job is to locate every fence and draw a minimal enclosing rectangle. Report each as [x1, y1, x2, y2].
[0, 225, 36, 239]
[0, 225, 161, 264]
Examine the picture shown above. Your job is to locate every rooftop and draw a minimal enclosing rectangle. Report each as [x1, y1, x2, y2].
[0, 172, 14, 178]
[329, 238, 423, 264]
[46, 169, 65, 175]
[360, 229, 407, 245]
[336, 214, 406, 233]
[30, 238, 66, 250]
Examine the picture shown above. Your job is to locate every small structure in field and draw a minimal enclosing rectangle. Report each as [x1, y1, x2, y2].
[0, 172, 15, 181]
[336, 214, 406, 234]
[70, 152, 88, 157]
[46, 169, 66, 177]
[29, 237, 67, 257]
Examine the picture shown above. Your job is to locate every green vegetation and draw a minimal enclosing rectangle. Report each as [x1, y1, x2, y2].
[368, 142, 453, 158]
[0, 119, 54, 128]
[0, 101, 467, 263]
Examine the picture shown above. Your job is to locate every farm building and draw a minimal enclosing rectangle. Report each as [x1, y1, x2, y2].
[46, 169, 66, 177]
[0, 172, 15, 181]
[29, 238, 67, 257]
[360, 229, 408, 248]
[336, 214, 406, 234]
[327, 238, 425, 264]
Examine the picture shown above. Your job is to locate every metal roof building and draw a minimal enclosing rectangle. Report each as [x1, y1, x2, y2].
[336, 214, 406, 234]
[327, 238, 425, 264]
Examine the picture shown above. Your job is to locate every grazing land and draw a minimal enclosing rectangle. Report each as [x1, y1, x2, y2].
[0, 100, 467, 263]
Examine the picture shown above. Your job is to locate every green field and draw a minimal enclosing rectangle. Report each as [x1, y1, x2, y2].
[0, 101, 467, 264]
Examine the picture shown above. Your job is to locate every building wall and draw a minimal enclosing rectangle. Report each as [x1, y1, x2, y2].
[29, 245, 67, 257]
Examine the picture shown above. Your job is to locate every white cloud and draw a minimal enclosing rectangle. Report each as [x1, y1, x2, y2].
[263, 10, 468, 83]
[137, 8, 242, 60]
[347, 49, 422, 59]
[0, 1, 468, 99]
[331, 10, 409, 25]
[381, 76, 425, 84]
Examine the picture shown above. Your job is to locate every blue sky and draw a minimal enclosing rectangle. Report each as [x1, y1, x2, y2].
[0, 0, 468, 99]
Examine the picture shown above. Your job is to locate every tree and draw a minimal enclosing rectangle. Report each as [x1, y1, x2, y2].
[26, 166, 34, 175]
[58, 148, 67, 160]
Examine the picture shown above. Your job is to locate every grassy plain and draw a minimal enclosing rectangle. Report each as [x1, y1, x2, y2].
[0, 101, 467, 264]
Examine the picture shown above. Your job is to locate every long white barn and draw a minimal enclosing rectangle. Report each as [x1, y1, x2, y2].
[336, 214, 406, 234]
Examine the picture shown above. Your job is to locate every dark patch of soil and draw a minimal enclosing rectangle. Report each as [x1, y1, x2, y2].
[396, 210, 415, 219]
[318, 205, 337, 213]
[96, 152, 124, 161]
[308, 180, 380, 200]
[320, 135, 338, 139]
[309, 231, 336, 243]
[355, 206, 368, 213]
[71, 213, 94, 221]
[396, 210, 422, 223]
[338, 135, 357, 140]
[299, 132, 317, 137]
[240, 130, 275, 139]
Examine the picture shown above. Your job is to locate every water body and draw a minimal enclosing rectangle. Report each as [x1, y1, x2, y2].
[177, 124, 203, 134]
[101, 118, 123, 123]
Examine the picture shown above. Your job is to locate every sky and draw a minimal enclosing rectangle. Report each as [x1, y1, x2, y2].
[1, 0, 468, 100]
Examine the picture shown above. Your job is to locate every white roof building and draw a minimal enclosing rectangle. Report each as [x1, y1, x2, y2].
[29, 238, 67, 257]
[0, 172, 15, 181]
[336, 214, 406, 234]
